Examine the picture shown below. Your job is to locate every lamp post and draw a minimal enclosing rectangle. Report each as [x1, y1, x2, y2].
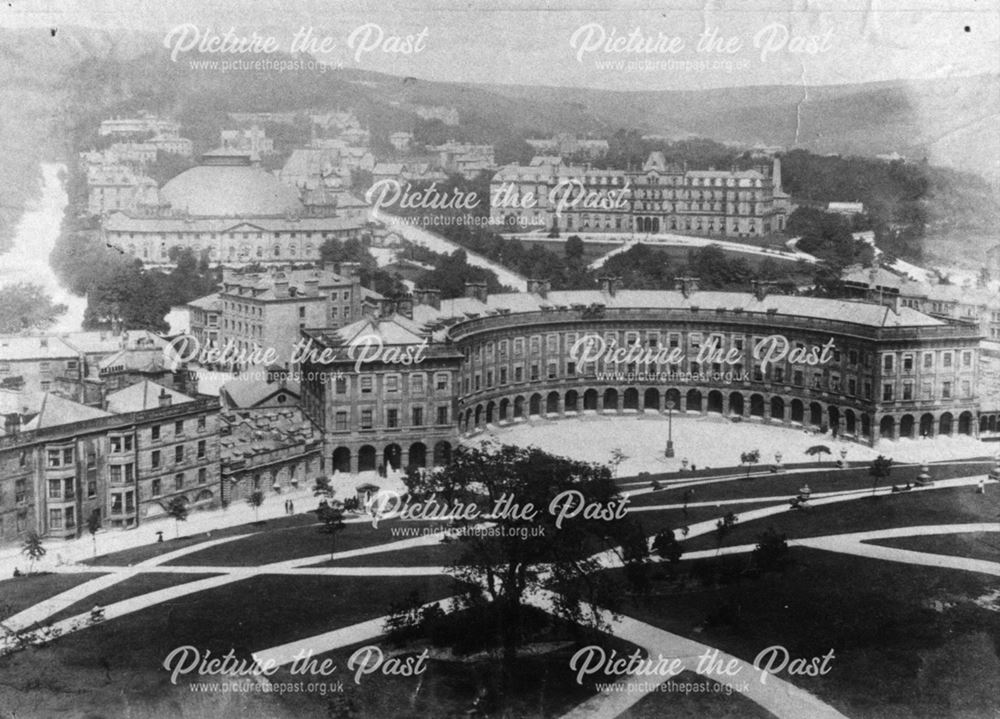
[665, 399, 675, 457]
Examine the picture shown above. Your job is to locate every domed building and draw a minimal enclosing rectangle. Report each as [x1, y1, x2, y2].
[102, 150, 369, 266]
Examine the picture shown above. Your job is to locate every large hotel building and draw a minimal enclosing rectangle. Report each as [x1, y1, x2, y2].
[490, 153, 789, 237]
[299, 281, 985, 477]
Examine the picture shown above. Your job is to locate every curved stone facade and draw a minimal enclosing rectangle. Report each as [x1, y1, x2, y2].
[445, 306, 981, 446]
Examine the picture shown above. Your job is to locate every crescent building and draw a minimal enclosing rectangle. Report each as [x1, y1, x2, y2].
[298, 280, 983, 475]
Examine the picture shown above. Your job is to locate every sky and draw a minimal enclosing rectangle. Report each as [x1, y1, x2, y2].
[3, 0, 998, 90]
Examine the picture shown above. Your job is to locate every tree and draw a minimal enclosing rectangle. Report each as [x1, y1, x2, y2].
[608, 448, 627, 478]
[21, 532, 46, 574]
[740, 449, 761, 479]
[652, 529, 683, 576]
[316, 499, 346, 560]
[166, 496, 189, 538]
[565, 235, 584, 261]
[869, 455, 893, 496]
[0, 283, 67, 333]
[399, 444, 648, 690]
[714, 512, 739, 556]
[85, 510, 102, 558]
[752, 527, 789, 573]
[313, 476, 333, 498]
[247, 490, 264, 522]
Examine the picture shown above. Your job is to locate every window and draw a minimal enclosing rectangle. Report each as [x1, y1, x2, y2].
[197, 440, 206, 458]
[49, 509, 63, 530]
[335, 411, 348, 431]
[962, 351, 972, 368]
[942, 381, 952, 399]
[942, 352, 952, 368]
[848, 378, 857, 396]
[15, 479, 26, 504]
[152, 478, 161, 496]
[198, 415, 206, 431]
[437, 406, 449, 425]
[530, 364, 539, 381]
[883, 355, 894, 373]
[566, 361, 576, 376]
[864, 381, 872, 399]
[793, 370, 803, 386]
[48, 479, 62, 499]
[410, 374, 424, 394]
[360, 376, 373, 394]
[152, 424, 160, 440]
[386, 375, 399, 392]
[529, 336, 540, 354]
[486, 370, 494, 387]
[500, 367, 508, 384]
[923, 353, 933, 369]
[513, 338, 524, 356]
[434, 373, 449, 391]
[412, 407, 424, 426]
[152, 450, 160, 468]
[174, 473, 184, 490]
[335, 376, 347, 394]
[386, 408, 399, 428]
[175, 445, 184, 463]
[47, 449, 61, 467]
[921, 381, 933, 399]
[474, 374, 481, 390]
[87, 480, 97, 498]
[175, 420, 184, 435]
[360, 408, 373, 429]
[902, 354, 913, 372]
[902, 381, 913, 400]
[110, 465, 122, 483]
[198, 468, 207, 484]
[547, 363, 558, 379]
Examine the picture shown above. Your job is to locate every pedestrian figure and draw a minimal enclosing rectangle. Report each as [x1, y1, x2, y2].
[289, 500, 294, 514]
[978, 478, 986, 494]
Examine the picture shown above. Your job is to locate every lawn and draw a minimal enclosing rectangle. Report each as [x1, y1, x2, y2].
[319, 539, 463, 568]
[0, 572, 106, 617]
[605, 547, 1000, 719]
[84, 511, 319, 566]
[866, 532, 1000, 564]
[45, 572, 223, 624]
[681, 485, 1000, 552]
[625, 460, 993, 508]
[162, 518, 454, 567]
[618, 670, 775, 719]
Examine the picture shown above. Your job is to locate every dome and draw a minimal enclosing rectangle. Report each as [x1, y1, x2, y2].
[161, 153, 302, 217]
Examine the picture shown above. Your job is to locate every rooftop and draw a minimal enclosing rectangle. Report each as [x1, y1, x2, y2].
[105, 380, 194, 414]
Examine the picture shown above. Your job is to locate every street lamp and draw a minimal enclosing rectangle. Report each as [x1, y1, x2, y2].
[665, 399, 675, 457]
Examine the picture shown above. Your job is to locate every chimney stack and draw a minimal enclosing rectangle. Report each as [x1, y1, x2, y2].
[304, 277, 319, 297]
[464, 281, 488, 303]
[598, 276, 622, 297]
[272, 272, 289, 297]
[396, 294, 414, 319]
[414, 287, 441, 310]
[158, 388, 172, 408]
[750, 280, 775, 302]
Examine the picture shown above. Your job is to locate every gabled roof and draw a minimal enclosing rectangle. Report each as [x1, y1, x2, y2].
[22, 393, 111, 430]
[105, 380, 194, 414]
[221, 377, 300, 409]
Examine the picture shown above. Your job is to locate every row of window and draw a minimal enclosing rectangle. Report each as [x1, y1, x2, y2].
[151, 440, 208, 468]
[334, 405, 451, 431]
[882, 350, 974, 373]
[334, 372, 452, 395]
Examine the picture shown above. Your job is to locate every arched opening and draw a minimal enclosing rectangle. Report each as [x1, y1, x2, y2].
[879, 416, 895, 440]
[750, 394, 765, 417]
[844, 409, 856, 435]
[770, 396, 785, 421]
[499, 398, 510, 420]
[860, 413, 871, 437]
[981, 416, 989, 433]
[194, 489, 213, 503]
[644, 388, 660, 410]
[603, 388, 619, 411]
[583, 389, 598, 410]
[958, 411, 972, 435]
[486, 401, 495, 424]
[464, 409, 472, 432]
[828, 406, 840, 435]
[900, 414, 915, 438]
[790, 399, 804, 423]
[514, 396, 525, 418]
[809, 402, 823, 427]
[547, 391, 560, 414]
[408, 442, 427, 468]
[474, 405, 483, 427]
[920, 413, 935, 437]
[990, 415, 998, 433]
[939, 412, 953, 436]
[728, 392, 744, 416]
[332, 447, 351, 473]
[358, 445, 376, 472]
[529, 393, 542, 416]
[623, 388, 639, 410]
[565, 390, 579, 412]
[383, 444, 402, 471]
[686, 389, 702, 412]
[433, 441, 452, 466]
[707, 390, 723, 414]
